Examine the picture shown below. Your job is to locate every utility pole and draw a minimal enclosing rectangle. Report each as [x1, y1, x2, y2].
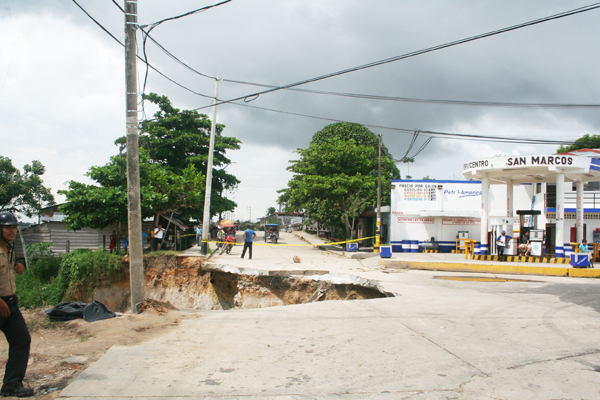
[374, 134, 382, 253]
[125, 0, 144, 312]
[201, 77, 221, 255]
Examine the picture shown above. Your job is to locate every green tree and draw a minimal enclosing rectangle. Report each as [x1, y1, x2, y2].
[60, 94, 240, 230]
[401, 156, 413, 178]
[278, 123, 399, 238]
[265, 207, 279, 224]
[0, 156, 55, 217]
[117, 93, 240, 219]
[557, 134, 600, 153]
[59, 150, 207, 230]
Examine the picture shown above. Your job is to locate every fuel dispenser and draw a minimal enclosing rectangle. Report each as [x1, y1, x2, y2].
[517, 210, 543, 256]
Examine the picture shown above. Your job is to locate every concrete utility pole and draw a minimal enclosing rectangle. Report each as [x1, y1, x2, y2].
[125, 0, 144, 312]
[374, 134, 382, 253]
[201, 77, 221, 255]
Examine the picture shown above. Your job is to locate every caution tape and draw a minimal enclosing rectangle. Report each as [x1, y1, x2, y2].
[198, 235, 377, 247]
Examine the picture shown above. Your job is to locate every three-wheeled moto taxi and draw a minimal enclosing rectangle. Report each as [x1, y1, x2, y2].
[264, 223, 279, 244]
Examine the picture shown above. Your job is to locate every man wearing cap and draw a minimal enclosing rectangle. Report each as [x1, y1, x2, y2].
[0, 213, 33, 397]
[496, 230, 512, 261]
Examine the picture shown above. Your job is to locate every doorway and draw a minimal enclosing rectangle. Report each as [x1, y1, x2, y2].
[545, 223, 555, 255]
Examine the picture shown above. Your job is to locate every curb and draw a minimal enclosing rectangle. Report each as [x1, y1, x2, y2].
[382, 259, 600, 278]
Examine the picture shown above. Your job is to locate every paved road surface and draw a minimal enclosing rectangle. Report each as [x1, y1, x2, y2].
[61, 232, 600, 399]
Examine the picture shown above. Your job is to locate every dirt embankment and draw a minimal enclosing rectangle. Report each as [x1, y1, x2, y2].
[74, 254, 387, 312]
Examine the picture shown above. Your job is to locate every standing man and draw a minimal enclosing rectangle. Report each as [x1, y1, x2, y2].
[0, 213, 33, 397]
[195, 224, 203, 246]
[241, 225, 256, 260]
[153, 224, 165, 251]
[496, 230, 511, 261]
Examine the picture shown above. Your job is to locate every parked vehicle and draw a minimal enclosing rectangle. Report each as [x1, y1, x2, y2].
[264, 224, 279, 244]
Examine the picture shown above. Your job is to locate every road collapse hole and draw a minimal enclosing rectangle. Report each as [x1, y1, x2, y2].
[144, 270, 393, 311]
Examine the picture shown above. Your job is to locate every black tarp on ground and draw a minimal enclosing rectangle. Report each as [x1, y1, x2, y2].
[45, 301, 116, 322]
[82, 300, 116, 322]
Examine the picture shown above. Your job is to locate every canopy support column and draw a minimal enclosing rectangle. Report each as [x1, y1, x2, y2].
[576, 180, 584, 243]
[556, 173, 565, 258]
[481, 177, 489, 255]
[506, 181, 514, 252]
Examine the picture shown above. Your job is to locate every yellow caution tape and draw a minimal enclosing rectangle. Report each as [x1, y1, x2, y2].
[198, 235, 377, 247]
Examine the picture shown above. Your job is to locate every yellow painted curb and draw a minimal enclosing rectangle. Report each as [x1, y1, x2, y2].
[568, 268, 600, 278]
[383, 260, 573, 277]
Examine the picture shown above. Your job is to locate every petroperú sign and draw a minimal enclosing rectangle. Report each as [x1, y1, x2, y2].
[464, 155, 575, 171]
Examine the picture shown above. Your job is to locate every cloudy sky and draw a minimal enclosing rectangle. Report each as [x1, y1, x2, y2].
[1, 0, 599, 223]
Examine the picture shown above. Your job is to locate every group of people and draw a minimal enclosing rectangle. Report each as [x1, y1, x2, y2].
[497, 230, 595, 266]
[212, 225, 256, 259]
[496, 230, 533, 259]
[109, 229, 154, 253]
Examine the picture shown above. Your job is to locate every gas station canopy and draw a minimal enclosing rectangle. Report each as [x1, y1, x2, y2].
[463, 154, 600, 183]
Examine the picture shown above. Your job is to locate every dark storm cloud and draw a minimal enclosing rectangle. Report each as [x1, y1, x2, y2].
[127, 0, 600, 161]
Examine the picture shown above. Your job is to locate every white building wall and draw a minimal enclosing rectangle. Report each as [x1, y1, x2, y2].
[390, 179, 600, 253]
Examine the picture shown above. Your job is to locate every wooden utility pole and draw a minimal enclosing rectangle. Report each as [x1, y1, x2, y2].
[125, 0, 144, 312]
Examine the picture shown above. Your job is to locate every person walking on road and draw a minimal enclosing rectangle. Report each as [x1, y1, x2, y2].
[241, 225, 256, 259]
[0, 213, 34, 397]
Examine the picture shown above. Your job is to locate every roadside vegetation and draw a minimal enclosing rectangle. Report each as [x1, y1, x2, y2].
[16, 243, 126, 309]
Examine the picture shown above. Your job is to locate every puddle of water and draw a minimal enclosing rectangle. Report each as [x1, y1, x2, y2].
[434, 276, 538, 283]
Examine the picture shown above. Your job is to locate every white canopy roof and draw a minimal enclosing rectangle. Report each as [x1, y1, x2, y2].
[462, 154, 600, 184]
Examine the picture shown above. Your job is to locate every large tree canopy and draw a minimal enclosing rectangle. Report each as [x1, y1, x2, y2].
[59, 151, 207, 230]
[557, 134, 600, 153]
[118, 93, 240, 199]
[0, 156, 55, 217]
[60, 94, 240, 230]
[278, 122, 399, 238]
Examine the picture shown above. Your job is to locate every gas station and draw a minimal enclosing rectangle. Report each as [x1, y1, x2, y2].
[463, 152, 600, 261]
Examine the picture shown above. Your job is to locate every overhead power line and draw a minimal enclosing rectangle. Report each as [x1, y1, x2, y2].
[73, 0, 214, 101]
[133, 2, 600, 110]
[231, 100, 578, 146]
[139, 0, 233, 31]
[139, 25, 600, 109]
[192, 2, 600, 110]
[79, 1, 591, 147]
[107, 0, 600, 111]
[138, 0, 233, 110]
